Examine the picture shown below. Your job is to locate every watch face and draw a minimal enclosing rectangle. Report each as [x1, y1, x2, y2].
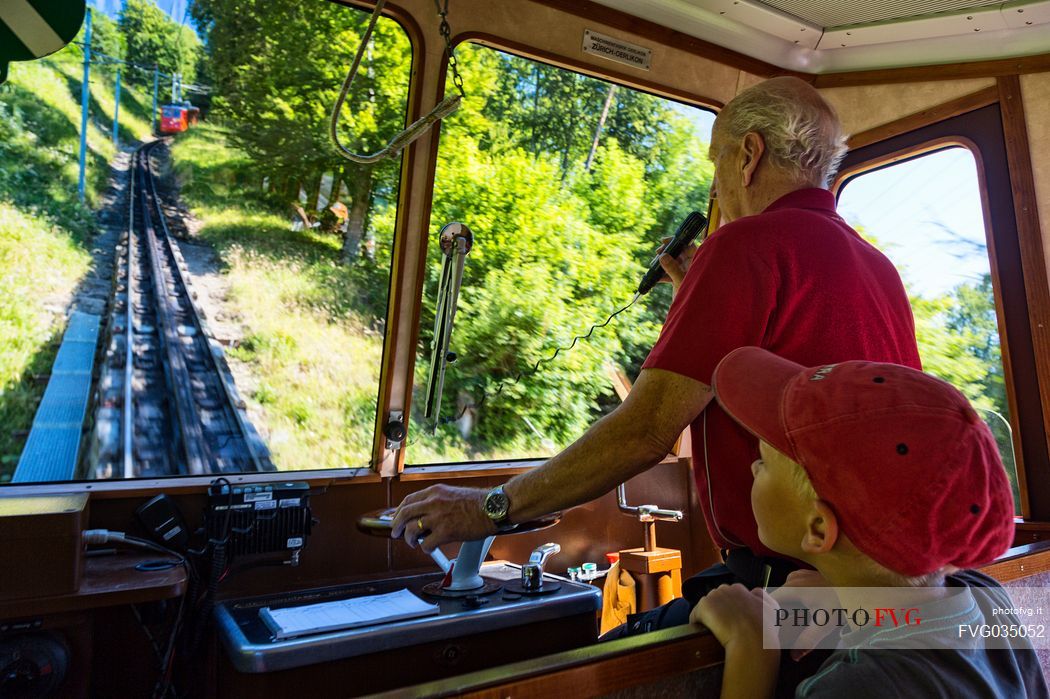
[485, 489, 509, 520]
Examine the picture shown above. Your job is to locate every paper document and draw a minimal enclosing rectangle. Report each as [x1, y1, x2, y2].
[260, 588, 440, 639]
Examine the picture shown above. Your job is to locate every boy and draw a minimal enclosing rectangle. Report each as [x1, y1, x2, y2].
[693, 346, 1049, 698]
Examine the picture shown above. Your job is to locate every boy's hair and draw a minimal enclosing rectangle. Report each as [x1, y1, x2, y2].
[712, 347, 1014, 576]
[787, 460, 950, 587]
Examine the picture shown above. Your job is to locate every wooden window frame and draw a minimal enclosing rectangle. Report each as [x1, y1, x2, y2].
[833, 93, 1050, 521]
[398, 38, 719, 473]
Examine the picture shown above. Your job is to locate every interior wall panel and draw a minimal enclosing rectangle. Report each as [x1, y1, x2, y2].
[454, 0, 741, 106]
[1021, 72, 1050, 284]
[820, 77, 995, 136]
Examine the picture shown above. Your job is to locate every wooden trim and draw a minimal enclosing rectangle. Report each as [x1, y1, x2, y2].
[528, 0, 802, 80]
[0, 469, 382, 499]
[333, 1, 435, 477]
[814, 54, 1050, 88]
[376, 624, 724, 699]
[980, 540, 1050, 582]
[0, 552, 187, 619]
[399, 455, 690, 481]
[398, 465, 535, 481]
[846, 87, 999, 151]
[529, 0, 1050, 86]
[836, 106, 1050, 520]
[998, 75, 1050, 519]
[393, 53, 449, 475]
[462, 33, 724, 111]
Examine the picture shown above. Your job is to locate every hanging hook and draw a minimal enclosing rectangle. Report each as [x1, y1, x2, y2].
[330, 0, 462, 164]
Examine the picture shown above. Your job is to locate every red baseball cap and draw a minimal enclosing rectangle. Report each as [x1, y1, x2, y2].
[712, 347, 1015, 576]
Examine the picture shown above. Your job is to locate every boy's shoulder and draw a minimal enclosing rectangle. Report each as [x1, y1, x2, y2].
[795, 570, 1049, 699]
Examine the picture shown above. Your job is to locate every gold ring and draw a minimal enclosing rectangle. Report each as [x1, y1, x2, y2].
[417, 517, 424, 531]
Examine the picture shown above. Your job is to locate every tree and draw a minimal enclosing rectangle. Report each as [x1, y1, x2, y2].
[86, 12, 125, 62]
[191, 0, 411, 263]
[409, 46, 713, 452]
[120, 0, 201, 84]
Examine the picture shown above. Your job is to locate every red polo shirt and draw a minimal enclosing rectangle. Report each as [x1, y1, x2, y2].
[642, 188, 921, 558]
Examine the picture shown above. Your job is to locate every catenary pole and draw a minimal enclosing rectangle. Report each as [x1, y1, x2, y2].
[77, 8, 92, 203]
[152, 65, 159, 134]
[112, 67, 121, 147]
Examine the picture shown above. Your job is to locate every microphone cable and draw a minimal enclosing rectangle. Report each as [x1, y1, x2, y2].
[435, 292, 643, 427]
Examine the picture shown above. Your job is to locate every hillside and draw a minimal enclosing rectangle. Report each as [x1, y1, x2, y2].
[0, 47, 154, 480]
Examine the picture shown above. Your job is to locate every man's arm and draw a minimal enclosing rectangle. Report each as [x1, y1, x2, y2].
[391, 367, 712, 551]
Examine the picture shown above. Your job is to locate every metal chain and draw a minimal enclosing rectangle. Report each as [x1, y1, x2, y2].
[434, 0, 466, 97]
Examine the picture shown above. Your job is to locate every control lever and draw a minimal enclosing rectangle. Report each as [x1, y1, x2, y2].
[617, 482, 682, 551]
[521, 543, 560, 591]
[424, 222, 473, 428]
[356, 508, 561, 597]
[616, 483, 685, 609]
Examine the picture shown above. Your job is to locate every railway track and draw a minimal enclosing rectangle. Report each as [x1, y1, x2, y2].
[90, 140, 273, 478]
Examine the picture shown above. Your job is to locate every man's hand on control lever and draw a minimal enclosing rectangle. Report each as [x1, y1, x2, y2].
[656, 236, 697, 294]
[391, 484, 497, 552]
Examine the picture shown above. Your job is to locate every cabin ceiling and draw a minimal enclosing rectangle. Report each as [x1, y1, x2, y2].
[756, 0, 1004, 28]
[590, 0, 1050, 73]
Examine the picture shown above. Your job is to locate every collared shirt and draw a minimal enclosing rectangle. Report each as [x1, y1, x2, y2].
[643, 187, 921, 556]
[797, 570, 1050, 698]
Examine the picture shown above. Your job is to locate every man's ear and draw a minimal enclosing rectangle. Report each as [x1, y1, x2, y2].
[800, 499, 839, 555]
[740, 131, 766, 187]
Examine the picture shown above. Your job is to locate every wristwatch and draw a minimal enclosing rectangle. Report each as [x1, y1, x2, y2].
[483, 485, 512, 529]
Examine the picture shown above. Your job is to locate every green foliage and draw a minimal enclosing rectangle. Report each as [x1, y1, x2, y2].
[80, 11, 126, 62]
[0, 43, 153, 479]
[0, 204, 91, 479]
[120, 0, 202, 83]
[191, 0, 410, 260]
[171, 124, 389, 471]
[909, 274, 1019, 507]
[409, 45, 714, 458]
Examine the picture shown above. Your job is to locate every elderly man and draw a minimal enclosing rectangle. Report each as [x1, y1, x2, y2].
[392, 76, 921, 606]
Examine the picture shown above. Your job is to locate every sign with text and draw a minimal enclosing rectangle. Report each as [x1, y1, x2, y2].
[582, 29, 651, 71]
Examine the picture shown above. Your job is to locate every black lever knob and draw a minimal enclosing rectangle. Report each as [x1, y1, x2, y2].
[384, 419, 406, 442]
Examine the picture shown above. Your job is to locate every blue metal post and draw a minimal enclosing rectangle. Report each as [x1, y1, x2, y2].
[112, 67, 121, 147]
[151, 66, 159, 134]
[77, 8, 92, 203]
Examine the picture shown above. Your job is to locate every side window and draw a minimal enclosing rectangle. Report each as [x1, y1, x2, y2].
[0, 2, 412, 483]
[837, 147, 1021, 511]
[409, 43, 715, 464]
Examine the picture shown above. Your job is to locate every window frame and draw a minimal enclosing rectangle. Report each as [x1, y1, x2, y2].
[399, 36, 719, 472]
[3, 2, 422, 494]
[833, 103, 1049, 520]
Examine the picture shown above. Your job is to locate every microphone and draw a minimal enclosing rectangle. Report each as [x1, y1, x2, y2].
[637, 211, 708, 295]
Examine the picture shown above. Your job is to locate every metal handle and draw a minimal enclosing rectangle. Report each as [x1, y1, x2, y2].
[617, 483, 683, 523]
[424, 223, 474, 426]
[522, 543, 560, 590]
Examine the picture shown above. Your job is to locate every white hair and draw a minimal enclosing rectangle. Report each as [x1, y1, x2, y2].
[719, 78, 848, 187]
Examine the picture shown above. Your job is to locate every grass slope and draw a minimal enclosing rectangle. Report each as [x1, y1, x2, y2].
[0, 48, 154, 480]
[172, 124, 401, 471]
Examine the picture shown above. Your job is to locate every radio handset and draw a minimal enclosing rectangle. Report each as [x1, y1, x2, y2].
[637, 210, 708, 296]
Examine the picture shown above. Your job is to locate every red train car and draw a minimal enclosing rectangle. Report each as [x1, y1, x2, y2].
[159, 104, 188, 134]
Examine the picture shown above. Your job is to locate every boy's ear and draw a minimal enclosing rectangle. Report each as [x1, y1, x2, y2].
[800, 499, 839, 555]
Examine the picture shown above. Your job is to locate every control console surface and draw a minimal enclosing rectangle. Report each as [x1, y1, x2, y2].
[215, 562, 600, 674]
